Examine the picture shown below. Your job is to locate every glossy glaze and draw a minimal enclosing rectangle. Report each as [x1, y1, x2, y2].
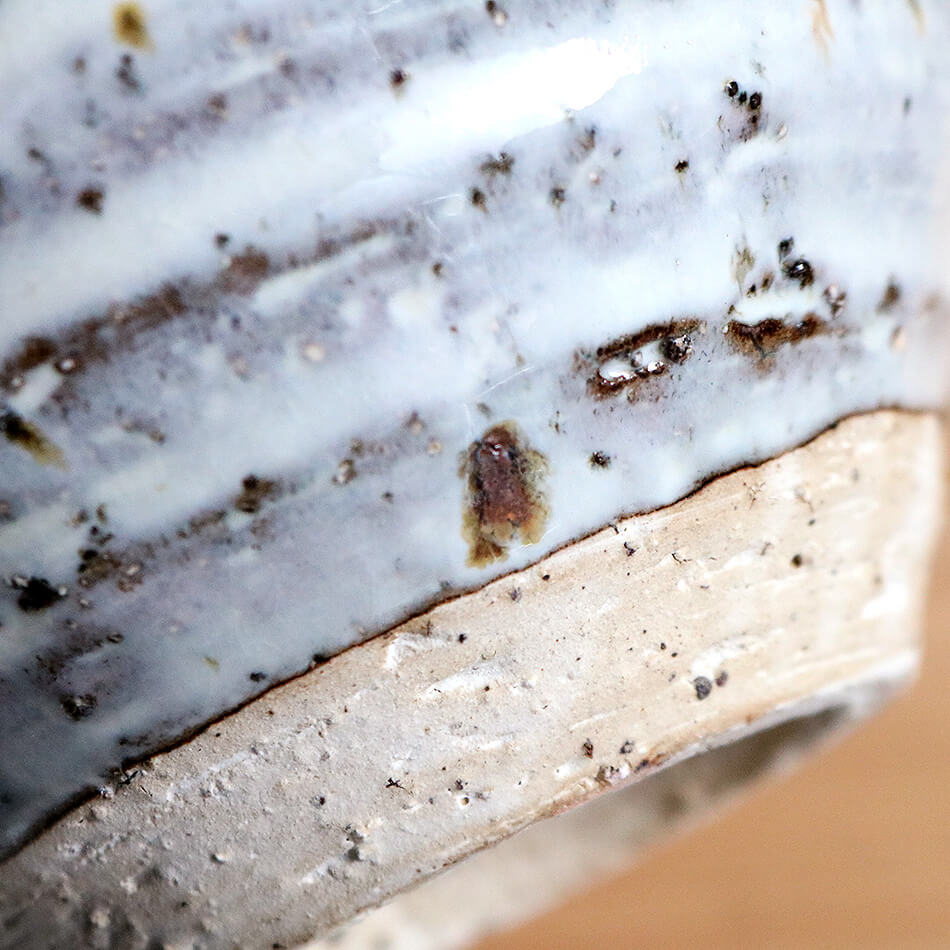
[1, 0, 948, 855]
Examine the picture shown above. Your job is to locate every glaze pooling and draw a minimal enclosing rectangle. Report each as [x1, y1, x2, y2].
[1, 0, 949, 856]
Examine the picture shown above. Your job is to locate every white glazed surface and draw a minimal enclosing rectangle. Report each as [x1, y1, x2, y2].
[0, 0, 948, 854]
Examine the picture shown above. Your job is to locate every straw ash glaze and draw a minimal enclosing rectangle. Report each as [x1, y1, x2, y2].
[0, 0, 948, 855]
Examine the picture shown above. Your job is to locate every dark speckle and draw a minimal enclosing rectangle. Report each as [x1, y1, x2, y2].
[660, 333, 693, 364]
[77, 187, 105, 214]
[16, 577, 64, 612]
[577, 127, 597, 153]
[589, 451, 611, 469]
[715, 671, 729, 687]
[748, 91, 762, 110]
[549, 186, 566, 207]
[214, 233, 230, 248]
[485, 1, 507, 23]
[693, 676, 713, 700]
[724, 80, 739, 97]
[480, 152, 514, 176]
[116, 53, 141, 91]
[61, 694, 97, 720]
[508, 588, 521, 601]
[878, 281, 901, 312]
[458, 633, 467, 642]
[249, 672, 267, 683]
[791, 553, 804, 567]
[619, 740, 635, 754]
[234, 474, 278, 514]
[674, 159, 689, 173]
[582, 739, 594, 758]
[777, 237, 795, 260]
[737, 90, 748, 105]
[206, 93, 228, 117]
[783, 258, 814, 288]
[389, 68, 409, 91]
[470, 187, 487, 210]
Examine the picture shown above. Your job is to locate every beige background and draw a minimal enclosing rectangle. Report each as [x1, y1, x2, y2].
[478, 496, 950, 950]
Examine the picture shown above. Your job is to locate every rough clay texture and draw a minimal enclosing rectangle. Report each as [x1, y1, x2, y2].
[309, 692, 865, 950]
[0, 410, 943, 950]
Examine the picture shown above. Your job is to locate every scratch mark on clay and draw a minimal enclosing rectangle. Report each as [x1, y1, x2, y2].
[421, 662, 504, 701]
[384, 633, 444, 672]
[165, 750, 252, 801]
[568, 710, 616, 733]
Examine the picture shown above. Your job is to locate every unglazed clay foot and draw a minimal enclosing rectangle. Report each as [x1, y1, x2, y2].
[0, 2, 948, 949]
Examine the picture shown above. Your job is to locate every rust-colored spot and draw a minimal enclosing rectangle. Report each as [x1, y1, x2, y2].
[460, 421, 549, 567]
[217, 247, 270, 295]
[583, 319, 703, 399]
[726, 315, 827, 363]
[113, 3, 152, 50]
[0, 410, 66, 468]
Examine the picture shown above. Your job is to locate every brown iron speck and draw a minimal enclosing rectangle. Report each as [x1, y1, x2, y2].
[218, 247, 270, 295]
[725, 314, 827, 364]
[77, 187, 105, 214]
[878, 281, 901, 312]
[234, 475, 279, 514]
[113, 3, 152, 50]
[459, 421, 549, 567]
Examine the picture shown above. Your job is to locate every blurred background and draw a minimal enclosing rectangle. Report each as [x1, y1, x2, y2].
[477, 480, 950, 950]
